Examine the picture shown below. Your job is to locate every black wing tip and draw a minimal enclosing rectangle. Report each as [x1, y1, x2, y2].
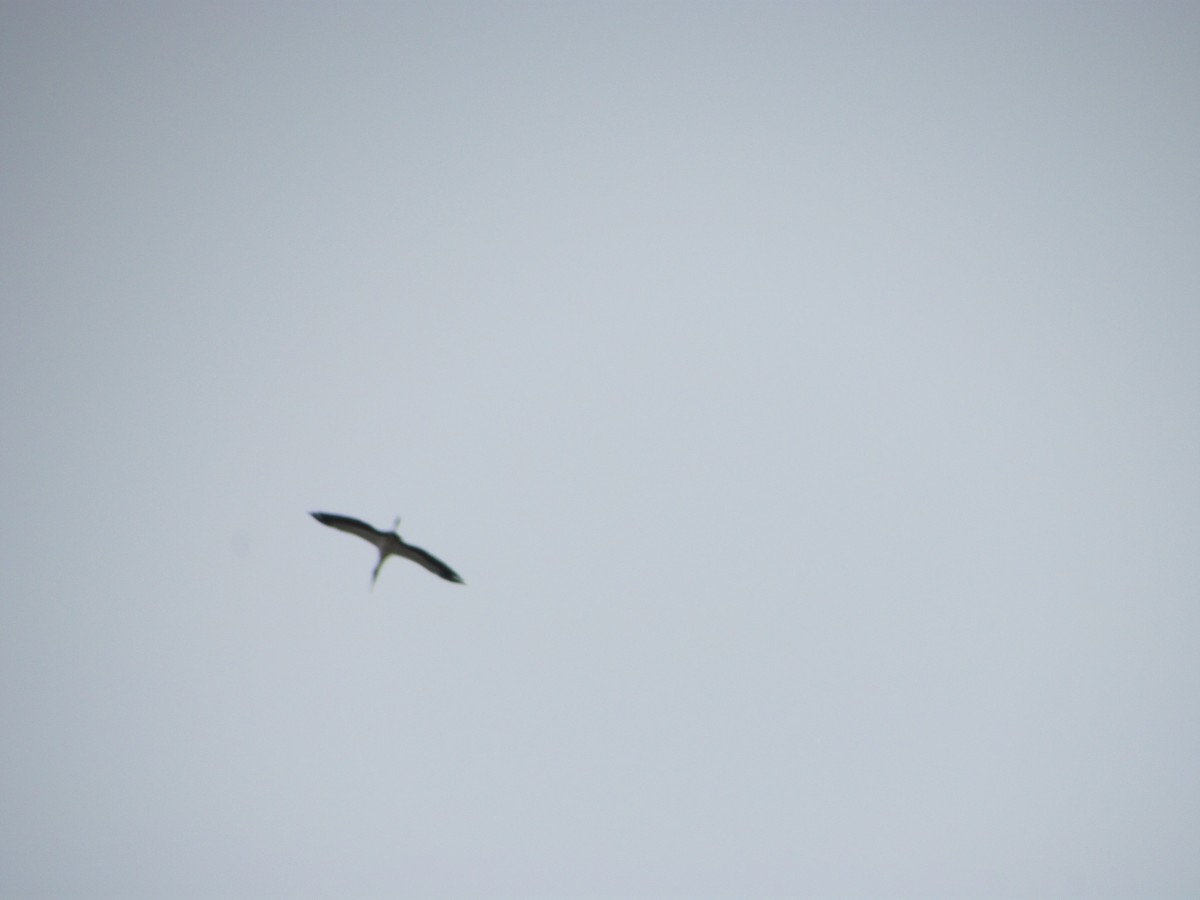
[311, 511, 358, 524]
[430, 562, 465, 584]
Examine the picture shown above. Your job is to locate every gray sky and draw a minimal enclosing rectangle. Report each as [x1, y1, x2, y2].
[3, 2, 1199, 897]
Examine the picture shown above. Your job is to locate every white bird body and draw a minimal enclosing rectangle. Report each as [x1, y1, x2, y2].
[310, 512, 464, 587]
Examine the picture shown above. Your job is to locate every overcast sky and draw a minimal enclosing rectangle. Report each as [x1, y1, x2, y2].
[3, 2, 1199, 898]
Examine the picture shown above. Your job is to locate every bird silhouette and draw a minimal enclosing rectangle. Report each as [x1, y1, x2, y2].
[310, 512, 464, 587]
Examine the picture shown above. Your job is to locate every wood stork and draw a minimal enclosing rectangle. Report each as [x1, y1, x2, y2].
[310, 512, 464, 587]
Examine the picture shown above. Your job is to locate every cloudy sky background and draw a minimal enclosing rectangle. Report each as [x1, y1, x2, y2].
[3, 2, 1199, 897]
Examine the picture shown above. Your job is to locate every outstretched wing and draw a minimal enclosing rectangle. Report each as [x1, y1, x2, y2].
[310, 512, 387, 549]
[395, 542, 464, 584]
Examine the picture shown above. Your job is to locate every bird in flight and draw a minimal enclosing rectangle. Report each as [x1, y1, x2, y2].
[310, 512, 464, 587]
